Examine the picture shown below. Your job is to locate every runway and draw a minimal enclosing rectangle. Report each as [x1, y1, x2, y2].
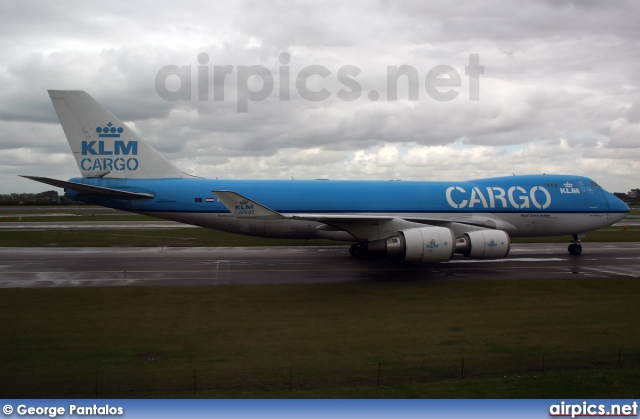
[1, 243, 639, 288]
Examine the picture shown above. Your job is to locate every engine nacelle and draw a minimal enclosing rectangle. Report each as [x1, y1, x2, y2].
[368, 226, 456, 263]
[455, 230, 510, 259]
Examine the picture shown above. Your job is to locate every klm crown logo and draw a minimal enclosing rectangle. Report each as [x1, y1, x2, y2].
[96, 122, 124, 138]
[239, 200, 249, 205]
[560, 181, 581, 194]
[425, 239, 439, 249]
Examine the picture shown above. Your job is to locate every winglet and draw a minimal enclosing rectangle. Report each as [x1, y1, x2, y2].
[212, 190, 286, 219]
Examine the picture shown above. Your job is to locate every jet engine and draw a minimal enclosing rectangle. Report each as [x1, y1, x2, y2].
[367, 226, 456, 263]
[454, 230, 510, 259]
[365, 227, 510, 262]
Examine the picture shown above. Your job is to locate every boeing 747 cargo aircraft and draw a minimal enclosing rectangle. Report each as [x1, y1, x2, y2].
[23, 90, 629, 263]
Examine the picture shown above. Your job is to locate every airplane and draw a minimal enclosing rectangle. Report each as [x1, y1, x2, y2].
[23, 90, 630, 263]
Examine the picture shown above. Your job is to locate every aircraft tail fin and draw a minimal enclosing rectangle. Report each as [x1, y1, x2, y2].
[48, 90, 186, 179]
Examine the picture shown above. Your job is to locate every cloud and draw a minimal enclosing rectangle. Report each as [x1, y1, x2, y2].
[628, 100, 640, 124]
[1, 0, 639, 194]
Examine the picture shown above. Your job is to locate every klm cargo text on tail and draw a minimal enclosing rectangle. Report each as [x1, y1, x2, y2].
[80, 122, 139, 172]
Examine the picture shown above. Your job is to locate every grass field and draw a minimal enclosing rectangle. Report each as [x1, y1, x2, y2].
[0, 214, 157, 222]
[1, 277, 639, 398]
[0, 205, 126, 214]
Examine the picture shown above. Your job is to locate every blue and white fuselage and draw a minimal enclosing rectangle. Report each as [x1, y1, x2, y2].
[24, 90, 630, 263]
[62, 175, 628, 240]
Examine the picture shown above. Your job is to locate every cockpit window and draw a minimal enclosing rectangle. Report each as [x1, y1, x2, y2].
[591, 181, 599, 187]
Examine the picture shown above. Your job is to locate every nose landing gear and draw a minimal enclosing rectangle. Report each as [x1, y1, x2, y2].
[568, 233, 583, 255]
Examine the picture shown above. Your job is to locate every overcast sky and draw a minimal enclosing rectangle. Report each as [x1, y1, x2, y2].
[1, 0, 639, 194]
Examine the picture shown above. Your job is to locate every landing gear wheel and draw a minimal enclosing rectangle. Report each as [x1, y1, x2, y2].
[349, 244, 358, 258]
[349, 243, 367, 259]
[568, 233, 583, 255]
[568, 243, 582, 255]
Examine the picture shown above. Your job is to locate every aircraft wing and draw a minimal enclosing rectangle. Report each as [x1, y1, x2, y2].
[288, 213, 496, 228]
[213, 191, 398, 222]
[21, 176, 155, 200]
[213, 190, 503, 240]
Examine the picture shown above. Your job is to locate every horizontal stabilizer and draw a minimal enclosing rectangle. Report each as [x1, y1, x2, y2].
[20, 175, 154, 200]
[213, 190, 285, 219]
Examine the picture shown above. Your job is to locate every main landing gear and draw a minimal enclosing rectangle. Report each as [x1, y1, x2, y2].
[349, 243, 368, 259]
[568, 234, 583, 255]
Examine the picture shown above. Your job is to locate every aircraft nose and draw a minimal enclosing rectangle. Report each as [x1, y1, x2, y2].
[606, 192, 630, 222]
